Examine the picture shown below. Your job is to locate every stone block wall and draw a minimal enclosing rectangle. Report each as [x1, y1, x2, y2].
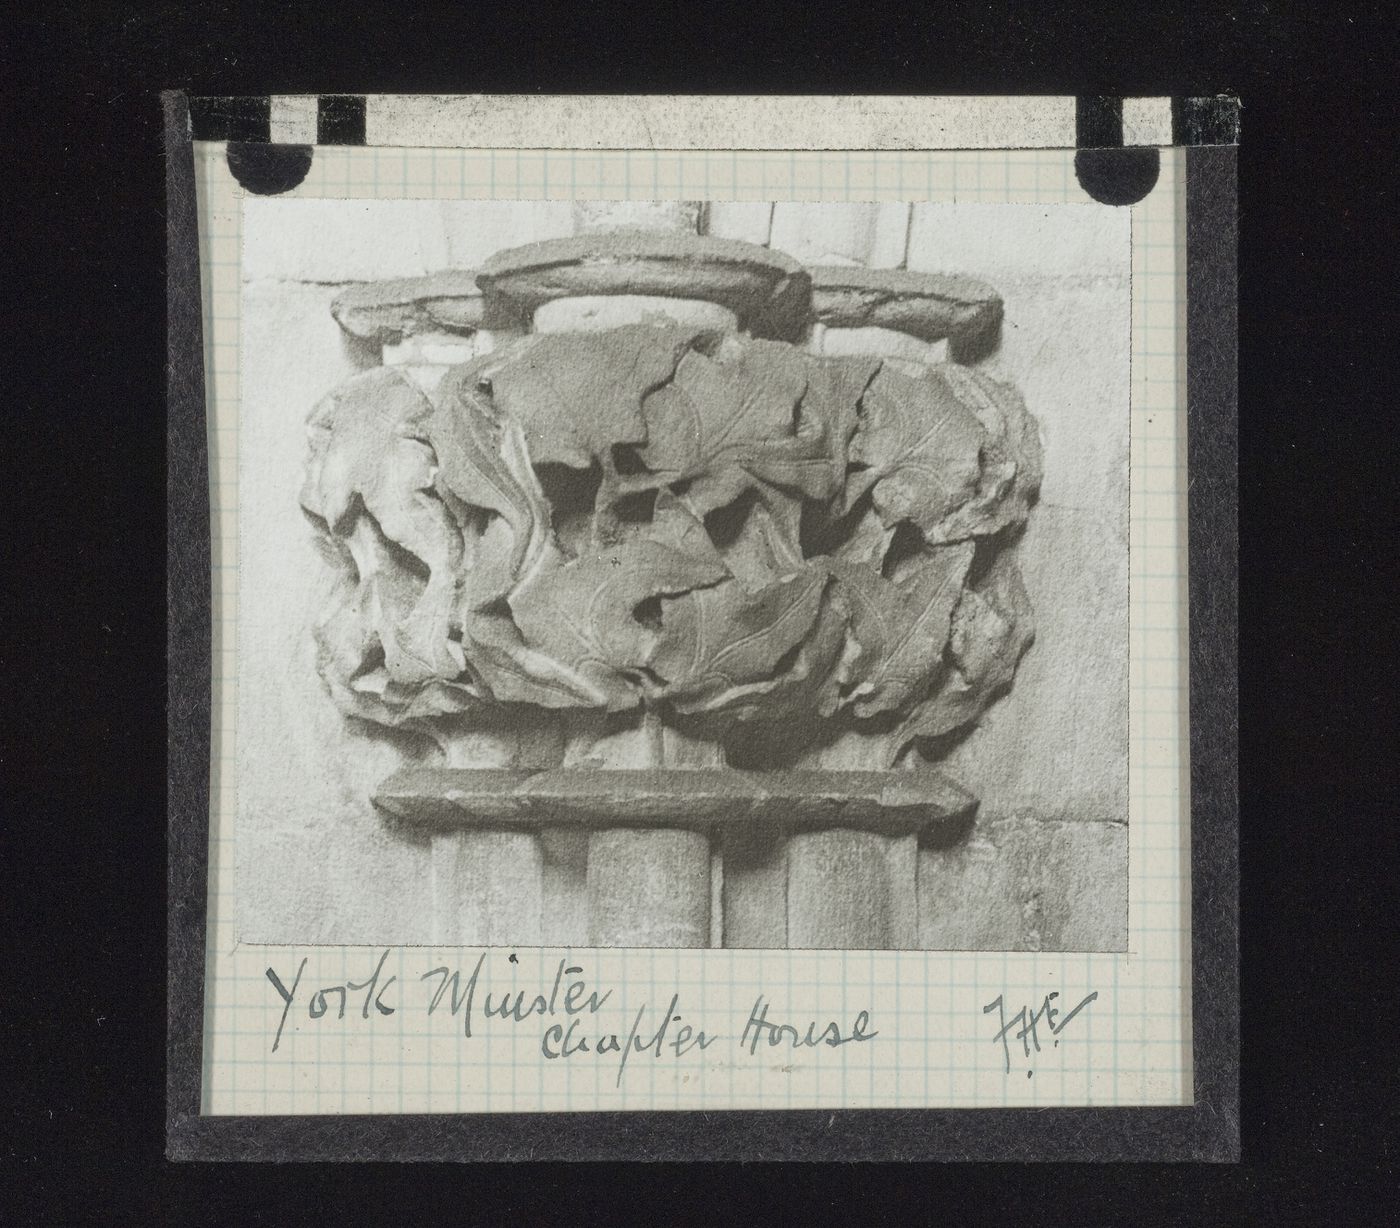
[237, 199, 1128, 950]
[903, 206, 1129, 950]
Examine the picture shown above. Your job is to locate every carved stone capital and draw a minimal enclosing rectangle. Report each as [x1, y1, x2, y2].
[308, 231, 1041, 828]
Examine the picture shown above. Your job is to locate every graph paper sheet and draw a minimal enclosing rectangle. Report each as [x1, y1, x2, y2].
[169, 98, 1237, 1157]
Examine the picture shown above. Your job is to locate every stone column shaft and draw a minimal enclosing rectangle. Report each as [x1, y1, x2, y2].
[427, 720, 563, 946]
[564, 709, 717, 948]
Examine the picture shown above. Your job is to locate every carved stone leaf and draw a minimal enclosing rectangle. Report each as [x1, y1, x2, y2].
[313, 579, 407, 726]
[847, 364, 987, 543]
[391, 679, 490, 721]
[477, 324, 700, 470]
[799, 353, 883, 476]
[929, 364, 1043, 539]
[825, 499, 896, 570]
[647, 489, 728, 568]
[302, 369, 464, 683]
[347, 669, 487, 724]
[463, 610, 635, 711]
[428, 377, 560, 610]
[652, 563, 831, 708]
[632, 337, 838, 512]
[831, 542, 975, 719]
[698, 489, 805, 592]
[894, 553, 1035, 751]
[303, 367, 431, 530]
[669, 589, 851, 756]
[311, 520, 487, 728]
[507, 519, 729, 710]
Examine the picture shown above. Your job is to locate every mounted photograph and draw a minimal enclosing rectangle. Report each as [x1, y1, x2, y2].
[236, 196, 1130, 952]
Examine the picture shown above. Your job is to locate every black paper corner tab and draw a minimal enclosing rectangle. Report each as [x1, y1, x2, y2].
[1074, 95, 1160, 205]
[226, 142, 314, 196]
[317, 95, 368, 146]
[1074, 147, 1160, 205]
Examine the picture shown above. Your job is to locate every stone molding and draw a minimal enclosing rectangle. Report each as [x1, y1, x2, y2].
[807, 264, 1004, 354]
[476, 232, 812, 337]
[330, 270, 489, 340]
[375, 767, 977, 832]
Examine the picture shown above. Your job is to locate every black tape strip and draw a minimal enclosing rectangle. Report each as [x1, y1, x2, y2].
[1183, 142, 1241, 1158]
[189, 94, 270, 143]
[162, 90, 212, 1133]
[1173, 97, 1242, 147]
[187, 95, 1237, 149]
[318, 95, 367, 145]
[1076, 96, 1124, 149]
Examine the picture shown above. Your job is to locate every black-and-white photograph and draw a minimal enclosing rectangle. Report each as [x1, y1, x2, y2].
[237, 198, 1129, 951]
